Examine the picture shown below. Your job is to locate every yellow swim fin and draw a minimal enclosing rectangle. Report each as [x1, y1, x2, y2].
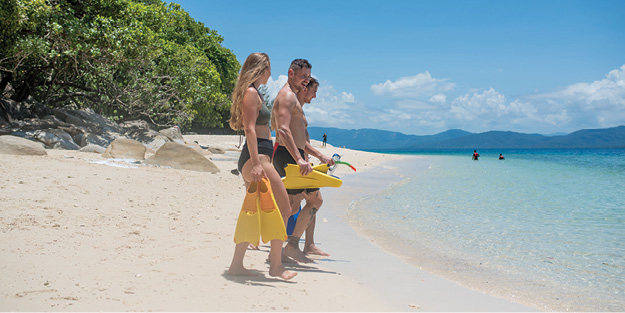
[258, 178, 287, 243]
[312, 163, 330, 173]
[233, 182, 260, 246]
[281, 164, 342, 189]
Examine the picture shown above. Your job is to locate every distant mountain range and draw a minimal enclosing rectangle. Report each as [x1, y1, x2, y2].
[307, 125, 625, 150]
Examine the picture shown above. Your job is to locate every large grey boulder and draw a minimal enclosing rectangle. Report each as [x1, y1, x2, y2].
[74, 132, 118, 148]
[145, 142, 219, 173]
[22, 97, 54, 118]
[102, 138, 146, 160]
[8, 130, 36, 141]
[33, 128, 80, 150]
[159, 126, 185, 144]
[1, 96, 52, 121]
[123, 127, 171, 150]
[119, 119, 152, 130]
[79, 144, 106, 154]
[0, 135, 47, 156]
[185, 143, 212, 156]
[41, 114, 64, 125]
[144, 133, 170, 151]
[2, 97, 134, 152]
[11, 116, 73, 131]
[54, 107, 123, 134]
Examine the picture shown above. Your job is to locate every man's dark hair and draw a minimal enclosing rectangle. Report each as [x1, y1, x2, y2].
[307, 77, 319, 87]
[290, 59, 312, 71]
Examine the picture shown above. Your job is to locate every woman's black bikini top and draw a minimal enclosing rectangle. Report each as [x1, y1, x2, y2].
[251, 83, 271, 126]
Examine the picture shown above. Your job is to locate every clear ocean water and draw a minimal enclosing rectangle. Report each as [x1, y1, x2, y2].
[348, 148, 625, 311]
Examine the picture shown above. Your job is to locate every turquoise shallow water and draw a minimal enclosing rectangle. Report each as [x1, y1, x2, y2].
[348, 149, 625, 311]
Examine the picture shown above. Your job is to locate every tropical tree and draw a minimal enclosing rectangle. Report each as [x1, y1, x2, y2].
[0, 0, 240, 128]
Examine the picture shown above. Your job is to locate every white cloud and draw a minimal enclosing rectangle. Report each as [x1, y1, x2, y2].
[527, 64, 625, 129]
[450, 88, 507, 121]
[303, 83, 361, 127]
[429, 93, 447, 104]
[371, 109, 412, 123]
[285, 65, 625, 136]
[262, 75, 359, 130]
[394, 99, 436, 110]
[363, 65, 625, 134]
[370, 71, 455, 98]
[446, 89, 567, 131]
[263, 75, 288, 101]
[547, 64, 625, 110]
[264, 76, 362, 129]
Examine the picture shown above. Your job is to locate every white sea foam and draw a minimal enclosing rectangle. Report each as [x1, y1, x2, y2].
[89, 158, 142, 169]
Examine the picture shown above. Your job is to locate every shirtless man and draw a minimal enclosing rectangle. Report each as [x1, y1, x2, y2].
[272, 59, 334, 263]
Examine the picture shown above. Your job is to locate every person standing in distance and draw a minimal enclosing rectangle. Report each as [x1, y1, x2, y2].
[472, 150, 480, 160]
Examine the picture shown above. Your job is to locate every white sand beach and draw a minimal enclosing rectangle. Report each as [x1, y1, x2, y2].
[0, 135, 534, 311]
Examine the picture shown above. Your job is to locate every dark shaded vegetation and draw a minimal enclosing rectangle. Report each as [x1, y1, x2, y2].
[1, 0, 240, 129]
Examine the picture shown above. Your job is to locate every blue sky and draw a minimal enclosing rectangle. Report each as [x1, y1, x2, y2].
[174, 0, 625, 135]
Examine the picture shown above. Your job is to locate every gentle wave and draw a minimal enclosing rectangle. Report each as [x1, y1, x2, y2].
[349, 149, 625, 311]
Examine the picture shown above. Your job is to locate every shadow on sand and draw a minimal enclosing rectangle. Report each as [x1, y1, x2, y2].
[224, 243, 346, 283]
[222, 270, 297, 286]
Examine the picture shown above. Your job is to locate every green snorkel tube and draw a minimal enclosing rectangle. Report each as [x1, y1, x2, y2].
[330, 154, 357, 172]
[335, 160, 357, 171]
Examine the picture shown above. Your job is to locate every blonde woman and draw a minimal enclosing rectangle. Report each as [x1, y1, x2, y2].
[227, 53, 295, 280]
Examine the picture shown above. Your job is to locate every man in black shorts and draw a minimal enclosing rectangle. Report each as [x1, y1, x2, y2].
[299, 78, 330, 256]
[272, 145, 319, 195]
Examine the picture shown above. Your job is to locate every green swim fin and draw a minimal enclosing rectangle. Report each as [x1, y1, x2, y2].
[281, 164, 342, 189]
[233, 182, 260, 246]
[258, 178, 287, 243]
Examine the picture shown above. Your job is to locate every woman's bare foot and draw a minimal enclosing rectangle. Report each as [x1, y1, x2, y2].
[269, 265, 297, 280]
[227, 265, 257, 277]
[303, 244, 330, 256]
[284, 243, 313, 263]
[248, 243, 260, 250]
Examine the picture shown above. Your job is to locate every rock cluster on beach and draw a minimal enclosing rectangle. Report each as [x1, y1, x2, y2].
[0, 97, 223, 173]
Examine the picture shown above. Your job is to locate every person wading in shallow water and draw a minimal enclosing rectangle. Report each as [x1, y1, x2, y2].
[472, 150, 480, 161]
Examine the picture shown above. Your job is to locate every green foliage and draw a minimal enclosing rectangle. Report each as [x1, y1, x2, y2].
[258, 85, 274, 109]
[0, 0, 240, 128]
[0, 0, 20, 48]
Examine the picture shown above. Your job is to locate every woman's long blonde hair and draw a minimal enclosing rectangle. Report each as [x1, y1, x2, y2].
[229, 53, 270, 131]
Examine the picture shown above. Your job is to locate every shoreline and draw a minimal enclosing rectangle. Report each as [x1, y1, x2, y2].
[341, 153, 624, 312]
[316, 155, 534, 311]
[0, 134, 532, 311]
